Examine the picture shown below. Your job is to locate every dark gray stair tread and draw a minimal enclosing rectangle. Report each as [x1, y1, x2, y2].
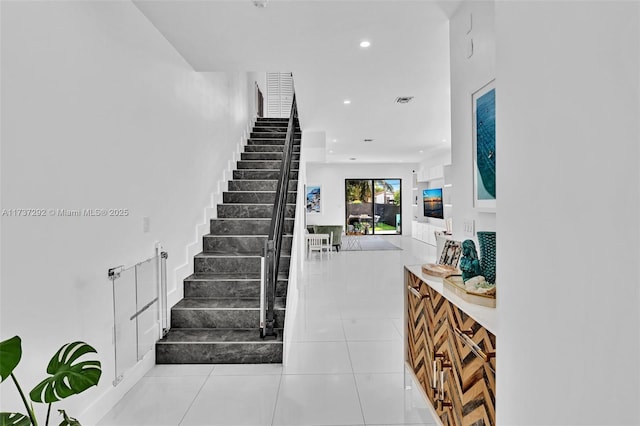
[244, 145, 300, 151]
[247, 140, 301, 145]
[185, 272, 288, 281]
[233, 170, 299, 179]
[210, 217, 294, 221]
[194, 251, 291, 259]
[224, 190, 295, 193]
[209, 217, 295, 233]
[231, 169, 299, 173]
[173, 298, 285, 310]
[158, 328, 283, 343]
[215, 202, 296, 206]
[204, 234, 292, 238]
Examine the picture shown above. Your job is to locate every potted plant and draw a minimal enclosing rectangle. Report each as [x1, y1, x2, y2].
[0, 336, 102, 426]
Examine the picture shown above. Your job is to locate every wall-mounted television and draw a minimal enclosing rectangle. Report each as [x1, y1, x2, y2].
[423, 188, 444, 219]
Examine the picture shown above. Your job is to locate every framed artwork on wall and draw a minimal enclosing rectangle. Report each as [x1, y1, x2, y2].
[306, 185, 321, 214]
[472, 79, 496, 211]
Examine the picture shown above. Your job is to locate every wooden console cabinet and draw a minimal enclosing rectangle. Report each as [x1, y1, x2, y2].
[405, 267, 496, 426]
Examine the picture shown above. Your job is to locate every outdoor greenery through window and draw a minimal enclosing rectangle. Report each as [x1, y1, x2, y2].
[345, 179, 402, 235]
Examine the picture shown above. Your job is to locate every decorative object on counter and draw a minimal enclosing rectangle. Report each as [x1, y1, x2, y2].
[443, 275, 496, 308]
[464, 276, 496, 296]
[439, 240, 462, 267]
[421, 263, 459, 277]
[422, 240, 462, 277]
[460, 239, 482, 282]
[477, 231, 496, 284]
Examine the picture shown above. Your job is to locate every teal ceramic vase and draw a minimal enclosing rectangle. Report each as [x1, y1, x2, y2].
[477, 231, 496, 284]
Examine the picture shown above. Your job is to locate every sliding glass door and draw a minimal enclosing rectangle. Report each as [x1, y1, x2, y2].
[345, 179, 402, 235]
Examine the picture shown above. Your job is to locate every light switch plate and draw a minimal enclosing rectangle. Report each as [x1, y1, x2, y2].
[463, 219, 475, 237]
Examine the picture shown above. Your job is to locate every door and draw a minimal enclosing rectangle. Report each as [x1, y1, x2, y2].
[345, 179, 402, 234]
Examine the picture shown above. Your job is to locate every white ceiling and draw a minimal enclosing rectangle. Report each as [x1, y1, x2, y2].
[134, 0, 457, 164]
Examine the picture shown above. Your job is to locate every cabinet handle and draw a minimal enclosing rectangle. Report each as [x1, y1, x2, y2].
[439, 400, 453, 410]
[407, 285, 429, 300]
[458, 328, 474, 337]
[454, 326, 488, 361]
[453, 327, 495, 372]
[432, 360, 438, 390]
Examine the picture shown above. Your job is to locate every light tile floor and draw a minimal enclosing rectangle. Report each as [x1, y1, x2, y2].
[98, 235, 438, 426]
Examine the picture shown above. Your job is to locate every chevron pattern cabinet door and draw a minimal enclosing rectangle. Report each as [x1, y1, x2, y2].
[406, 272, 432, 392]
[448, 304, 496, 426]
[406, 270, 496, 426]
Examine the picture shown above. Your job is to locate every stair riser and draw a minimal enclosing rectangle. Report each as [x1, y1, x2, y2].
[171, 309, 285, 329]
[217, 204, 296, 218]
[237, 160, 299, 170]
[247, 139, 301, 146]
[210, 218, 294, 235]
[223, 192, 297, 204]
[241, 152, 300, 161]
[228, 180, 298, 192]
[195, 256, 290, 274]
[251, 127, 294, 133]
[184, 280, 287, 298]
[254, 120, 294, 127]
[250, 132, 301, 139]
[156, 342, 282, 364]
[203, 235, 292, 253]
[244, 145, 300, 153]
[257, 117, 297, 122]
[233, 170, 299, 180]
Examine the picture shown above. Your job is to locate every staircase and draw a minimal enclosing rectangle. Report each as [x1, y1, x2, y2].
[156, 117, 301, 364]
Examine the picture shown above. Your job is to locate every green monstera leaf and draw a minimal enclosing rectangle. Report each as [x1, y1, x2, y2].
[0, 412, 31, 426]
[0, 336, 22, 383]
[57, 410, 80, 426]
[29, 342, 101, 403]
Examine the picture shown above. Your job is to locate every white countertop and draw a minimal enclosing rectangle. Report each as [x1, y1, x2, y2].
[405, 263, 499, 336]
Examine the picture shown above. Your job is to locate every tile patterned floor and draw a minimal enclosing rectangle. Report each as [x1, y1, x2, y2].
[97, 235, 438, 426]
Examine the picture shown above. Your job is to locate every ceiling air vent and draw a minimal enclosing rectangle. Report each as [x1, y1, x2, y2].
[395, 96, 414, 104]
[363, 138, 374, 143]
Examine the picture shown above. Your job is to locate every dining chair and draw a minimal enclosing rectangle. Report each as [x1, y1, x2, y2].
[307, 234, 325, 260]
[321, 232, 333, 258]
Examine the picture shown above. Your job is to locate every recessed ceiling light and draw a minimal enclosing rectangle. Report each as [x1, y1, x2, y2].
[332, 139, 337, 142]
[419, 150, 424, 154]
[360, 40, 371, 48]
[343, 100, 351, 105]
[329, 150, 334, 154]
[442, 139, 447, 143]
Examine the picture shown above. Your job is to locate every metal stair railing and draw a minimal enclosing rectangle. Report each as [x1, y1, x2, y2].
[260, 93, 298, 339]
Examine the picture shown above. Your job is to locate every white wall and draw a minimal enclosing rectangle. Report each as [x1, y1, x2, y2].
[449, 1, 496, 237]
[305, 162, 418, 235]
[1, 1, 254, 423]
[495, 1, 640, 424]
